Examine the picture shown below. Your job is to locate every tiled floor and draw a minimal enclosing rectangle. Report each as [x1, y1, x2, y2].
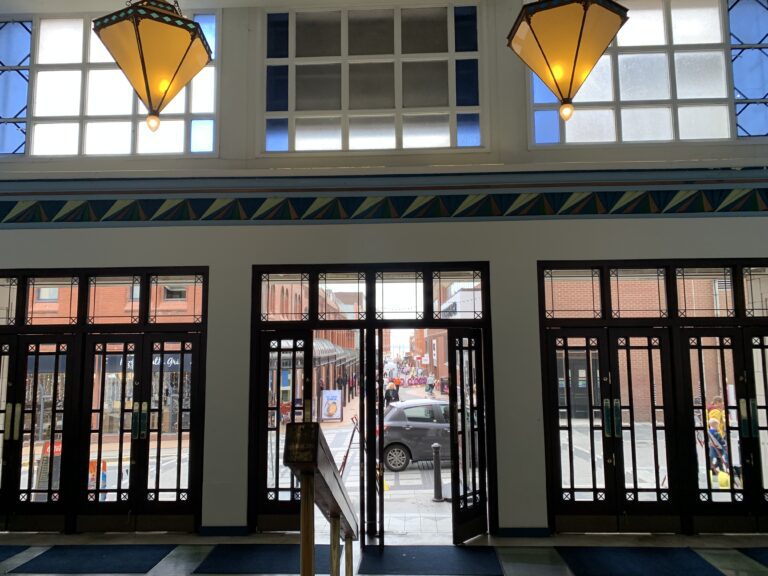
[1, 534, 768, 575]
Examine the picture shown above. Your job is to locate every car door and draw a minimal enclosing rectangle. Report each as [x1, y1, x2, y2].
[402, 404, 442, 461]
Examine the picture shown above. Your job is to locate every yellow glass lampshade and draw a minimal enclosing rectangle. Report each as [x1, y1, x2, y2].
[507, 0, 628, 120]
[93, 0, 212, 122]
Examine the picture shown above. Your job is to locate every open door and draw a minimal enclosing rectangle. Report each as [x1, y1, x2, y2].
[448, 328, 488, 544]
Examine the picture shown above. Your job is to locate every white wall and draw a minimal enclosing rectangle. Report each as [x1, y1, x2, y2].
[0, 0, 766, 181]
[1, 216, 766, 528]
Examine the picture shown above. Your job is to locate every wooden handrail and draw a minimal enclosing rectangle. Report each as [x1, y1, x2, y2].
[284, 422, 359, 576]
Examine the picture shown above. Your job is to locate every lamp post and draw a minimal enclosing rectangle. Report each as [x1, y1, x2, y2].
[93, 0, 212, 131]
[507, 0, 628, 120]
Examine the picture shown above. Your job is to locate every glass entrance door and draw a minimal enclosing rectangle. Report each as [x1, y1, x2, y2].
[0, 337, 16, 529]
[548, 329, 676, 531]
[77, 333, 200, 531]
[3, 336, 74, 531]
[610, 330, 677, 531]
[681, 330, 754, 532]
[745, 331, 768, 529]
[448, 328, 488, 544]
[257, 330, 313, 530]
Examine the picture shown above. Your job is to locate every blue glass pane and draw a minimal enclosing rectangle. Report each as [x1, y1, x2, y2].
[0, 122, 25, 154]
[0, 70, 28, 118]
[728, 0, 768, 45]
[736, 102, 768, 136]
[268, 13, 289, 58]
[732, 49, 768, 99]
[0, 21, 32, 67]
[456, 59, 479, 106]
[454, 7, 478, 52]
[534, 110, 560, 144]
[194, 15, 216, 59]
[266, 65, 289, 112]
[532, 73, 558, 104]
[457, 113, 481, 146]
[266, 118, 289, 151]
[191, 119, 214, 152]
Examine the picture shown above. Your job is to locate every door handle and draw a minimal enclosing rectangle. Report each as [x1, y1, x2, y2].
[603, 399, 612, 438]
[613, 399, 622, 438]
[739, 398, 749, 438]
[131, 402, 141, 440]
[140, 402, 149, 440]
[3, 404, 11, 440]
[13, 402, 22, 441]
[750, 399, 759, 438]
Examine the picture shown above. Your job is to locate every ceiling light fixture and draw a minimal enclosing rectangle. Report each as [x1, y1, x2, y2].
[507, 0, 628, 121]
[93, 0, 212, 132]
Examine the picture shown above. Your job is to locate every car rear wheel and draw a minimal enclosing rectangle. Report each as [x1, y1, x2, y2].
[384, 444, 410, 472]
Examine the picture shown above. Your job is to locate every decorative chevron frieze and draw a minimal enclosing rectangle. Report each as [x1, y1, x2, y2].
[0, 169, 766, 226]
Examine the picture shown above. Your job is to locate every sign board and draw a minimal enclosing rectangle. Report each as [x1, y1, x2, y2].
[321, 389, 342, 421]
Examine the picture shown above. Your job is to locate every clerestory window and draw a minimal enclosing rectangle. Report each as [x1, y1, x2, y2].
[263, 5, 482, 152]
[530, 0, 767, 145]
[0, 13, 217, 156]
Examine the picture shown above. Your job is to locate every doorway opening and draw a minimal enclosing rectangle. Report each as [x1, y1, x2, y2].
[251, 264, 494, 545]
[378, 328, 453, 544]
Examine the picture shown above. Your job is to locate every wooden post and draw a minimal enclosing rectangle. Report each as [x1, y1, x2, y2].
[345, 535, 353, 576]
[300, 472, 315, 576]
[330, 514, 341, 576]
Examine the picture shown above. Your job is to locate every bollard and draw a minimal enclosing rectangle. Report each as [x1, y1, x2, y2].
[432, 443, 444, 502]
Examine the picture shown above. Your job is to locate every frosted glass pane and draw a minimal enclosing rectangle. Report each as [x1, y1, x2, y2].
[349, 10, 394, 55]
[671, 0, 722, 44]
[191, 119, 214, 152]
[192, 67, 215, 113]
[617, 0, 665, 45]
[85, 122, 131, 155]
[295, 117, 341, 150]
[678, 105, 730, 139]
[402, 8, 448, 53]
[296, 64, 341, 111]
[87, 70, 133, 116]
[32, 123, 79, 155]
[139, 88, 186, 115]
[402, 61, 449, 107]
[137, 120, 184, 153]
[565, 109, 616, 142]
[618, 54, 670, 100]
[349, 116, 396, 149]
[621, 107, 673, 141]
[674, 51, 727, 98]
[350, 63, 394, 110]
[89, 30, 113, 63]
[573, 56, 613, 103]
[296, 12, 340, 57]
[35, 71, 81, 116]
[38, 19, 83, 64]
[402, 114, 450, 148]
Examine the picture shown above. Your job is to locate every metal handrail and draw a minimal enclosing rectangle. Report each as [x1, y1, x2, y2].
[284, 422, 359, 576]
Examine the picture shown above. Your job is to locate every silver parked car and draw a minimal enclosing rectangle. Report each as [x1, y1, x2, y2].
[382, 399, 451, 472]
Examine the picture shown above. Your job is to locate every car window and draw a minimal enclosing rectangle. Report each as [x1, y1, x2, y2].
[403, 405, 434, 423]
[440, 404, 450, 422]
[385, 407, 406, 422]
